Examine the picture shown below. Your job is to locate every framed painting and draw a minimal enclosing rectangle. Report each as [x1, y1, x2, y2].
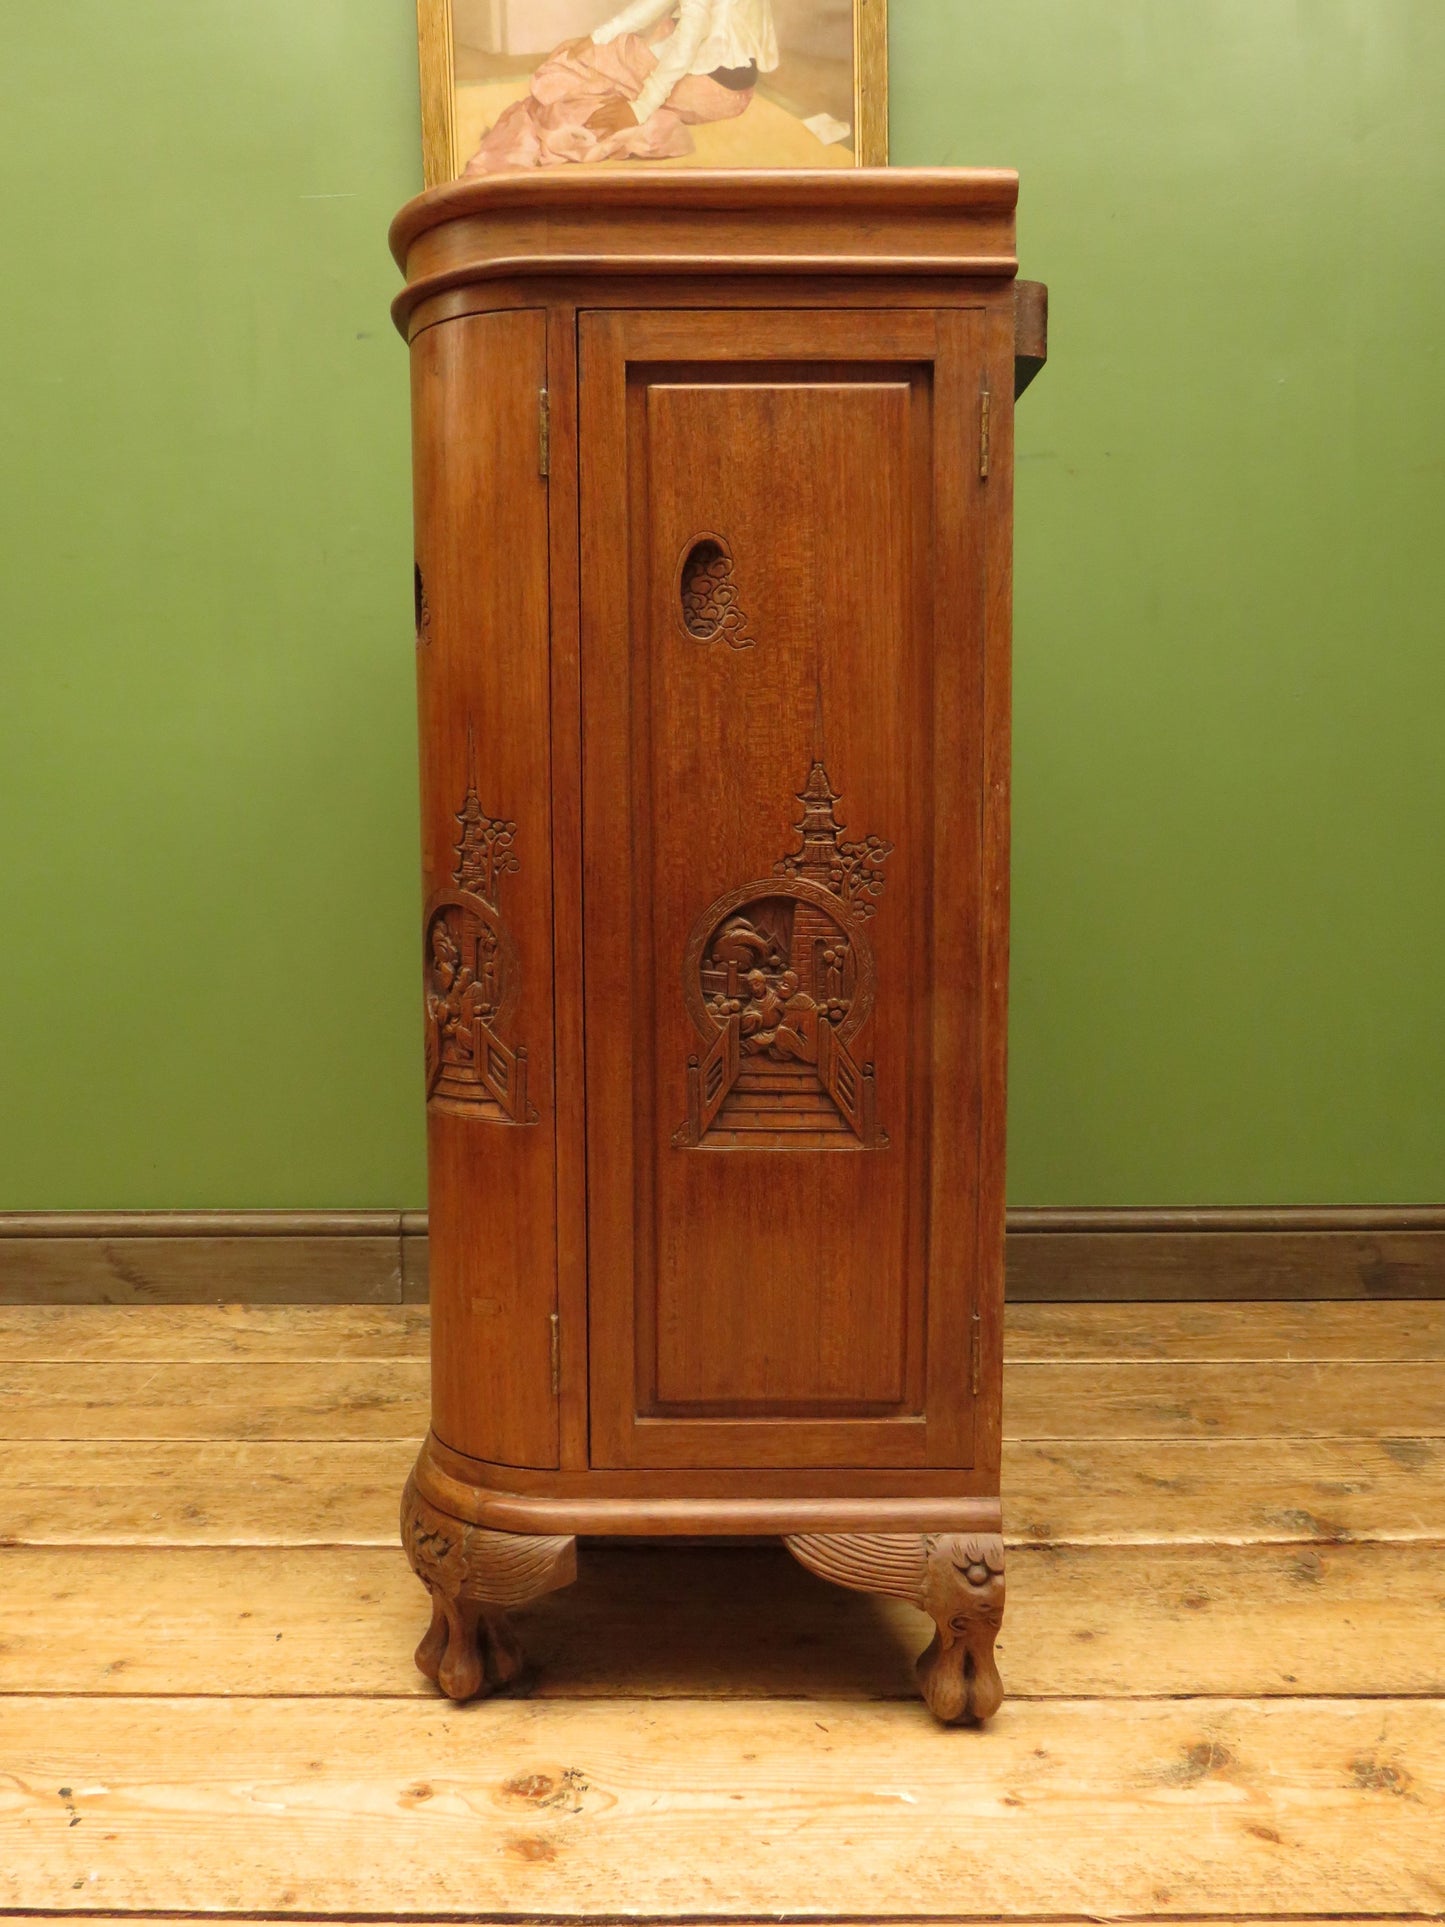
[416, 0, 887, 185]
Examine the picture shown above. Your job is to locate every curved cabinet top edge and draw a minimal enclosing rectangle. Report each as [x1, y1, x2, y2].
[388, 169, 1025, 333]
[390, 166, 1021, 268]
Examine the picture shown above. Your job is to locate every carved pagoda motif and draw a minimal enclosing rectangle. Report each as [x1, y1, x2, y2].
[423, 728, 535, 1123]
[674, 761, 891, 1150]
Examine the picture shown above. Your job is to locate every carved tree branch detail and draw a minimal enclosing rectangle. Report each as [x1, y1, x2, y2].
[453, 788, 519, 907]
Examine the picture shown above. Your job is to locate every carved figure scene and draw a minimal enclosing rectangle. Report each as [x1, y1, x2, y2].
[424, 751, 536, 1123]
[675, 759, 891, 1149]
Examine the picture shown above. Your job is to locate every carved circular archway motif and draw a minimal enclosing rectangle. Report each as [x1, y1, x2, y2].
[424, 888, 522, 1033]
[681, 875, 877, 1048]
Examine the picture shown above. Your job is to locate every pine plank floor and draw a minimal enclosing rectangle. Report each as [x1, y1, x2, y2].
[0, 1300, 1441, 1921]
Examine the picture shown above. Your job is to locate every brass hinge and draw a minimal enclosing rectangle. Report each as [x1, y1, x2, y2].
[549, 1311, 560, 1396]
[538, 387, 550, 479]
[970, 1310, 982, 1396]
[978, 382, 991, 481]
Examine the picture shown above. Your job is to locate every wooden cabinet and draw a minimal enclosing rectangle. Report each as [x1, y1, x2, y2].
[392, 170, 1045, 1724]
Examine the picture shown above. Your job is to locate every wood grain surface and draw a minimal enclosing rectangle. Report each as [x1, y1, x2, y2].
[1008, 1218, 1445, 1300]
[576, 304, 999, 1477]
[0, 1304, 432, 1362]
[2, 1539, 1440, 1698]
[1, 1299, 1439, 1363]
[0, 1362, 430, 1440]
[2, 1300, 1442, 1923]
[5, 1434, 1440, 1547]
[0, 1233, 404, 1305]
[410, 305, 561, 1472]
[2, 1353, 1437, 1442]
[3, 1696, 1441, 1916]
[7, 1211, 1442, 1304]
[1005, 1297, 1445, 1360]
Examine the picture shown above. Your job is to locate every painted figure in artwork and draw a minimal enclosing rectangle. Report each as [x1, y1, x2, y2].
[465, 0, 780, 172]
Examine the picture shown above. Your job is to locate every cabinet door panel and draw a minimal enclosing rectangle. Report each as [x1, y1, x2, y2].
[580, 308, 984, 1471]
[413, 308, 559, 1470]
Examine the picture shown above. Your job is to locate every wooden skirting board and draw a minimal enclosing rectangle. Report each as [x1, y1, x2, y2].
[0, 1206, 1441, 1303]
[1007, 1205, 1445, 1301]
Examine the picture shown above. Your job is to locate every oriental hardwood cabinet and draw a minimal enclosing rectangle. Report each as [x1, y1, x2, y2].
[392, 171, 1045, 1724]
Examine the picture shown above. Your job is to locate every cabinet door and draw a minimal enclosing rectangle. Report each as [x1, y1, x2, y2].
[580, 308, 988, 1471]
[413, 308, 559, 1470]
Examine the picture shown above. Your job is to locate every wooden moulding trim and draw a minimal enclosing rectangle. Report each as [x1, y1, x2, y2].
[1006, 1206, 1445, 1303]
[387, 166, 1022, 267]
[427, 1434, 999, 1499]
[391, 252, 1021, 335]
[1008, 1206, 1445, 1233]
[4, 1207, 1443, 1302]
[414, 1446, 1003, 1538]
[0, 1209, 404, 1239]
[401, 272, 1019, 348]
[0, 1209, 413, 1307]
[1013, 278, 1048, 396]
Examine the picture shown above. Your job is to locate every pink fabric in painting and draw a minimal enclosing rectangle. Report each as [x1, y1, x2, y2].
[465, 27, 754, 173]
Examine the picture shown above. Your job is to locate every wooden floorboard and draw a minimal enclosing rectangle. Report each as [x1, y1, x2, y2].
[1, 1301, 1441, 1923]
[3, 1356, 1442, 1443]
[4, 1435, 1442, 1546]
[1006, 1359, 1445, 1437]
[3, 1695, 1441, 1916]
[0, 1360, 431, 1440]
[2, 1539, 1442, 1699]
[1005, 1298, 1445, 1361]
[0, 1298, 1438, 1363]
[0, 1303, 431, 1363]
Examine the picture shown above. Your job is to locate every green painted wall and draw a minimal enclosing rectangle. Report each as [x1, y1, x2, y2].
[1, 1, 425, 1208]
[892, 0, 1445, 1203]
[1, 2, 1441, 1209]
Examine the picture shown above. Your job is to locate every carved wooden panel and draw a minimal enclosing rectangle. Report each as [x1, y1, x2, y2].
[674, 760, 891, 1149]
[424, 742, 536, 1125]
[580, 308, 988, 1471]
[677, 533, 754, 649]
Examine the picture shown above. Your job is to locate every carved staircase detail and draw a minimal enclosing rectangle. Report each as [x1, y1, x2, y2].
[675, 761, 891, 1150]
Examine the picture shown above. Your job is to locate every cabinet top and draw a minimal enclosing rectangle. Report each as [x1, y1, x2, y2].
[390, 167, 1020, 334]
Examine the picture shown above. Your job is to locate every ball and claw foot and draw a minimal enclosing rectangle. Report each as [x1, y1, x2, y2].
[400, 1471, 577, 1702]
[784, 1530, 1006, 1725]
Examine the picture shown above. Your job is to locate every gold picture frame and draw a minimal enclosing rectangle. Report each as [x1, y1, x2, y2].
[417, 0, 887, 186]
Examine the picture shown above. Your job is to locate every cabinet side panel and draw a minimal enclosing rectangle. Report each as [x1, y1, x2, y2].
[972, 303, 1017, 1483]
[411, 310, 559, 1470]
